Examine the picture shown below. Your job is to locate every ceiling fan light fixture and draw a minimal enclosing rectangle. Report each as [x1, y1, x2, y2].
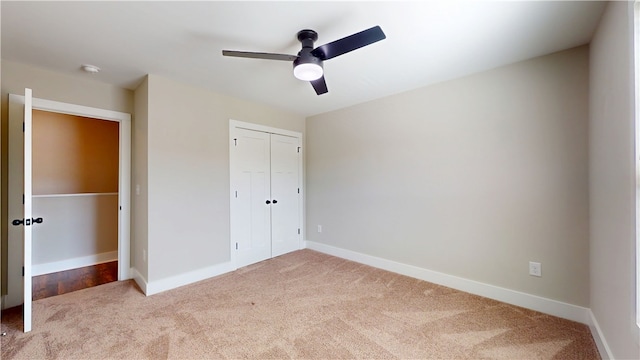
[223, 26, 385, 94]
[294, 63, 323, 81]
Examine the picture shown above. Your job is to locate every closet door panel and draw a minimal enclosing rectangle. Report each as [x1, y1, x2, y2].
[233, 129, 272, 267]
[271, 134, 300, 257]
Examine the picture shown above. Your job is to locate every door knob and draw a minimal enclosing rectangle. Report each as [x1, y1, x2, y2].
[265, 200, 271, 204]
[272, 200, 278, 204]
[11, 217, 43, 226]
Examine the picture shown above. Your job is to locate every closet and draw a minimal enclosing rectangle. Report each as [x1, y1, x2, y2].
[31, 110, 119, 279]
[230, 122, 302, 268]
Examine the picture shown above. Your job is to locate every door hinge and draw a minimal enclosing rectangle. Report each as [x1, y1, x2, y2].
[235, 191, 238, 198]
[297, 188, 300, 194]
[297, 147, 301, 153]
[235, 242, 238, 250]
[298, 228, 300, 235]
[22, 266, 24, 277]
[234, 138, 237, 146]
[23, 122, 25, 132]
[22, 194, 25, 204]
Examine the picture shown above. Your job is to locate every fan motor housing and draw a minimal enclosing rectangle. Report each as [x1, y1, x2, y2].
[293, 51, 323, 69]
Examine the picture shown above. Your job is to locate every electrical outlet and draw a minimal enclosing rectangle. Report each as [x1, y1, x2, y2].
[529, 261, 541, 277]
[317, 225, 322, 233]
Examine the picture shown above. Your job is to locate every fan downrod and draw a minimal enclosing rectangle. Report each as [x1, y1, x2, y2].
[297, 30, 318, 48]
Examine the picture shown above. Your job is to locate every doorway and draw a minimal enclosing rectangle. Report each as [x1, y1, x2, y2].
[5, 94, 131, 310]
[30, 110, 119, 299]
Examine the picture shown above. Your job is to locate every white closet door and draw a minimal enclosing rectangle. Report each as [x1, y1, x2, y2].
[233, 128, 272, 267]
[271, 134, 301, 257]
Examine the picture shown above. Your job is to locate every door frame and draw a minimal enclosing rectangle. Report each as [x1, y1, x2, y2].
[5, 94, 131, 309]
[229, 119, 303, 268]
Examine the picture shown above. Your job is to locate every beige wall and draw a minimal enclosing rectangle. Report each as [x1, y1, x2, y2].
[589, 2, 640, 358]
[306, 46, 590, 306]
[32, 110, 119, 195]
[0, 60, 134, 295]
[32, 195, 119, 266]
[133, 77, 149, 281]
[138, 74, 305, 283]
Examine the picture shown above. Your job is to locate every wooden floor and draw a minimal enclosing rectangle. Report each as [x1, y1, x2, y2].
[2, 262, 118, 319]
[31, 261, 118, 301]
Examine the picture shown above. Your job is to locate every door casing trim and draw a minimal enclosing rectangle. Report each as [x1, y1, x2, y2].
[5, 94, 131, 309]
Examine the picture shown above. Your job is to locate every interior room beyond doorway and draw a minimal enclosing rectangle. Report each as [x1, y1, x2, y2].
[30, 110, 119, 295]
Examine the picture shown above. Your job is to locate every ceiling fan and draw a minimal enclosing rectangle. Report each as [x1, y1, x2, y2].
[222, 26, 386, 95]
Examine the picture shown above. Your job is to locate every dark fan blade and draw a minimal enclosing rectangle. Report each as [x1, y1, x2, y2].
[310, 76, 328, 95]
[311, 26, 386, 61]
[222, 50, 298, 61]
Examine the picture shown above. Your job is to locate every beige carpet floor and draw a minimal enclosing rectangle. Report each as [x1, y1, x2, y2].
[1, 249, 600, 359]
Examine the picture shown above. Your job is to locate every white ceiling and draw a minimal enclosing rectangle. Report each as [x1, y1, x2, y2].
[1, 1, 606, 117]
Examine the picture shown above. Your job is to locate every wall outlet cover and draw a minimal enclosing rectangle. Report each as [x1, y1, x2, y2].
[529, 261, 541, 277]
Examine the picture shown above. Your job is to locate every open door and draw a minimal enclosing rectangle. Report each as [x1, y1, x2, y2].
[22, 88, 34, 333]
[8, 88, 35, 332]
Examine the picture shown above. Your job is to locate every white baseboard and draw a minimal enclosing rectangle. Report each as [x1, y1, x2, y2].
[588, 310, 615, 359]
[145, 261, 235, 296]
[32, 251, 118, 276]
[130, 267, 148, 295]
[304, 240, 590, 324]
